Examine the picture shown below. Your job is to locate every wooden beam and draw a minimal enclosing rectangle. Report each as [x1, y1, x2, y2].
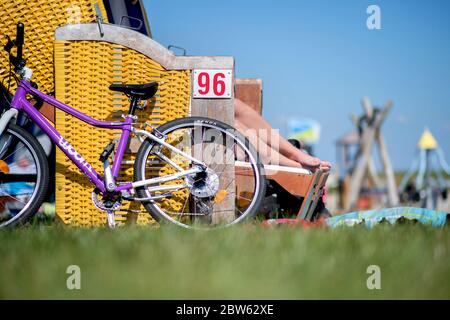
[377, 132, 399, 206]
[56, 24, 234, 70]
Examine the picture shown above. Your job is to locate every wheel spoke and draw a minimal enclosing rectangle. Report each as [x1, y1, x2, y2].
[2, 144, 26, 163]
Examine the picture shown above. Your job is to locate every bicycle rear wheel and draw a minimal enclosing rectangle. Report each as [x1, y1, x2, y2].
[0, 123, 49, 227]
[134, 117, 266, 229]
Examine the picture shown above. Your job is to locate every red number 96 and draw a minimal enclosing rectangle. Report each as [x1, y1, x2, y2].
[197, 72, 226, 96]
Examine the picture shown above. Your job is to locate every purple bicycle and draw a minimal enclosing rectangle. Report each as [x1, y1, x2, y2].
[0, 23, 265, 229]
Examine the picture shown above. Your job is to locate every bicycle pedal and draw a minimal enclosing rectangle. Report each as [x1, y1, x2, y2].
[106, 210, 116, 228]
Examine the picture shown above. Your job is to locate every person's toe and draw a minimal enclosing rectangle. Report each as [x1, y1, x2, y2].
[303, 156, 320, 167]
[319, 161, 332, 171]
[321, 161, 331, 167]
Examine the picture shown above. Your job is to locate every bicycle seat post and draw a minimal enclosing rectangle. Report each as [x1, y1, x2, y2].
[128, 96, 139, 116]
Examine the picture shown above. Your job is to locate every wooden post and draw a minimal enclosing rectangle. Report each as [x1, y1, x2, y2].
[377, 131, 399, 206]
[191, 72, 236, 224]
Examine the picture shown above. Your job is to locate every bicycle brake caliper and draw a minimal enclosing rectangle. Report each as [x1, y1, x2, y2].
[143, 123, 166, 140]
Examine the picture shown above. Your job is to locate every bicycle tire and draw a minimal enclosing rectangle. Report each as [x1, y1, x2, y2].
[0, 123, 49, 228]
[134, 116, 266, 229]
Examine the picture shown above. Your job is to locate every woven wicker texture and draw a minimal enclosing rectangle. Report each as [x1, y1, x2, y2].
[54, 40, 191, 226]
[0, 0, 107, 94]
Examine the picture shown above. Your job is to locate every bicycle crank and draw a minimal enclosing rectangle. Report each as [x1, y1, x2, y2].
[91, 188, 122, 212]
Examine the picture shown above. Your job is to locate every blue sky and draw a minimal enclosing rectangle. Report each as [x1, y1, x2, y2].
[144, 0, 450, 170]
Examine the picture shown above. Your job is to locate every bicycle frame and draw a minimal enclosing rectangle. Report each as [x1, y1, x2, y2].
[5, 79, 204, 193]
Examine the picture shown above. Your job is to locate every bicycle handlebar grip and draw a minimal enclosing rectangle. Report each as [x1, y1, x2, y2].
[16, 22, 24, 61]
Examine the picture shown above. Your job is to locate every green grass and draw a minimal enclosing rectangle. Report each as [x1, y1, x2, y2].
[1, 223, 449, 299]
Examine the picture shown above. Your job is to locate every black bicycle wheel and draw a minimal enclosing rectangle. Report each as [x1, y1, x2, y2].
[134, 116, 266, 229]
[0, 123, 49, 227]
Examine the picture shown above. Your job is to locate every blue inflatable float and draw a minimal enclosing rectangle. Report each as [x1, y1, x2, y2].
[326, 207, 449, 228]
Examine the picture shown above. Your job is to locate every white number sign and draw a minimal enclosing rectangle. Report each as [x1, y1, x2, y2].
[193, 69, 232, 98]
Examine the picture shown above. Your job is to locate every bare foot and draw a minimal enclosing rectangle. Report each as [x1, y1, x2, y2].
[292, 150, 321, 168]
[292, 150, 332, 172]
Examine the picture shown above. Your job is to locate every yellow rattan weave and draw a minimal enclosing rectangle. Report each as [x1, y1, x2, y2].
[0, 0, 107, 94]
[54, 40, 191, 226]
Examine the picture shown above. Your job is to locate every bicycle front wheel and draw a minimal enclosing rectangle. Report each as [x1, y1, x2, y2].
[134, 116, 266, 229]
[0, 123, 49, 227]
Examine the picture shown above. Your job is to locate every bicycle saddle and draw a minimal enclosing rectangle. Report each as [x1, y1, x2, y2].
[109, 82, 158, 100]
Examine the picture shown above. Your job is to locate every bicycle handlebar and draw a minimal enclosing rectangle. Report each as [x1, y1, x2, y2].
[4, 22, 25, 71]
[16, 22, 24, 63]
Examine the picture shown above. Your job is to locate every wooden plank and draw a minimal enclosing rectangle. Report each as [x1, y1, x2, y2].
[236, 161, 313, 196]
[305, 171, 329, 221]
[56, 24, 234, 70]
[297, 170, 322, 219]
[235, 78, 263, 114]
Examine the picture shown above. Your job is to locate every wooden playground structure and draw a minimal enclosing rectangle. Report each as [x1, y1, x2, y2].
[336, 98, 398, 211]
